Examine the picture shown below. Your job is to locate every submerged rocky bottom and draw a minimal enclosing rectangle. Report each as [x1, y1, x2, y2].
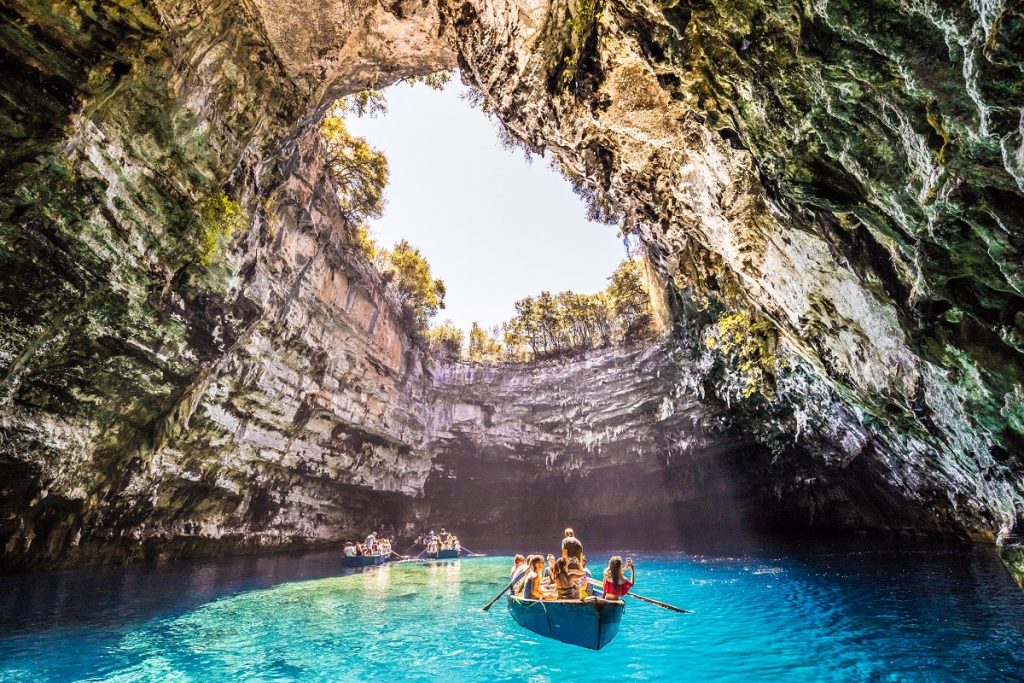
[0, 542, 1022, 682]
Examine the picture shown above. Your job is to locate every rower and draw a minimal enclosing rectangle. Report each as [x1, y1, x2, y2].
[522, 555, 550, 600]
[561, 528, 583, 562]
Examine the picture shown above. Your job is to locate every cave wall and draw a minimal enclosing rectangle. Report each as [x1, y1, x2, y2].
[420, 344, 761, 541]
[1, 0, 1023, 570]
[444, 0, 1024, 541]
[0, 0, 450, 569]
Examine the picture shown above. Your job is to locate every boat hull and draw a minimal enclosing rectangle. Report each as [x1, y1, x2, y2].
[506, 596, 625, 650]
[341, 554, 390, 567]
[425, 549, 460, 559]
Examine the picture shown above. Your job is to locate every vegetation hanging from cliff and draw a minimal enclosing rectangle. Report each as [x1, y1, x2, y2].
[681, 246, 782, 400]
[379, 240, 447, 331]
[320, 85, 456, 336]
[427, 320, 464, 360]
[320, 114, 388, 224]
[193, 192, 248, 266]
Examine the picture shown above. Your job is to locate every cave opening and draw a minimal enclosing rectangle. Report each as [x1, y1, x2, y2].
[307, 72, 762, 548]
[321, 73, 656, 361]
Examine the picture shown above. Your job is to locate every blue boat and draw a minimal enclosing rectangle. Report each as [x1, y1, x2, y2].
[341, 553, 390, 568]
[425, 548, 460, 559]
[506, 595, 625, 650]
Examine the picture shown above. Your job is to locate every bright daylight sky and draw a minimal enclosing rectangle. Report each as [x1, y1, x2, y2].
[344, 77, 626, 332]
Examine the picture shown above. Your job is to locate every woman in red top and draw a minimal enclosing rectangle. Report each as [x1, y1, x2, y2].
[602, 556, 635, 599]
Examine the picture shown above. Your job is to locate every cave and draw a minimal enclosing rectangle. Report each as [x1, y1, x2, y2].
[2, 0, 1024, 677]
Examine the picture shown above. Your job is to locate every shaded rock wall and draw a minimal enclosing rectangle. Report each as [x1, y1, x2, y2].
[420, 344, 761, 540]
[419, 339, 970, 543]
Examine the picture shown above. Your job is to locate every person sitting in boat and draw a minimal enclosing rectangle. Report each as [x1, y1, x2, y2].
[567, 557, 589, 597]
[343, 542, 357, 557]
[561, 528, 584, 562]
[510, 554, 526, 579]
[552, 558, 580, 600]
[452, 536, 462, 552]
[523, 555, 553, 600]
[544, 554, 557, 587]
[512, 555, 535, 595]
[602, 556, 635, 600]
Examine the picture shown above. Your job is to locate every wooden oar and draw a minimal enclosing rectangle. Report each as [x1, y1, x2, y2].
[477, 581, 516, 614]
[587, 579, 692, 614]
[626, 591, 692, 614]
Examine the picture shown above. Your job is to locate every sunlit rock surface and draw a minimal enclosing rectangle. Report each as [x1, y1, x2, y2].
[1, 0, 1023, 571]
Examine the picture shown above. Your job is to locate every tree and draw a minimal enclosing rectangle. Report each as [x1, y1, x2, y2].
[427, 320, 463, 360]
[380, 240, 446, 331]
[607, 259, 653, 342]
[352, 224, 378, 261]
[468, 322, 503, 362]
[319, 115, 388, 224]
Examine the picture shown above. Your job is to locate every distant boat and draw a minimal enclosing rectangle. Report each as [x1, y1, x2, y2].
[506, 595, 625, 650]
[424, 548, 460, 559]
[341, 553, 390, 568]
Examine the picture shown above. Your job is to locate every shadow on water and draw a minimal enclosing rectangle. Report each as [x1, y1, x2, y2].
[0, 550, 356, 633]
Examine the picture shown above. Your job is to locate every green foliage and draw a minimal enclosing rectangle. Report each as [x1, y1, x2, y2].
[704, 310, 779, 399]
[468, 322, 503, 362]
[331, 71, 453, 118]
[319, 115, 389, 223]
[352, 224, 378, 261]
[337, 89, 389, 117]
[679, 246, 783, 400]
[558, 0, 600, 91]
[607, 258, 653, 342]
[404, 71, 454, 90]
[427, 320, 463, 360]
[500, 258, 654, 362]
[380, 240, 446, 331]
[195, 192, 247, 266]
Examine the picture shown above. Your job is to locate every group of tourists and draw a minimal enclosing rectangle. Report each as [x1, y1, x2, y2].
[418, 528, 462, 553]
[509, 528, 635, 601]
[342, 532, 394, 558]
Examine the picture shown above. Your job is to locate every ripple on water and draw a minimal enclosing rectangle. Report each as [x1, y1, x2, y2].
[1, 549, 1023, 682]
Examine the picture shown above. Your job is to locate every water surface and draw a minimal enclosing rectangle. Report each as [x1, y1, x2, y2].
[1, 544, 1022, 681]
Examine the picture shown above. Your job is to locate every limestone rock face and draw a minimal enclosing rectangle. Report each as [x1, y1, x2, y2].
[445, 0, 1024, 541]
[1, 0, 1023, 570]
[422, 345, 759, 538]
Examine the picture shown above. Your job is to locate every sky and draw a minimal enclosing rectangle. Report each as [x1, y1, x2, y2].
[343, 77, 626, 332]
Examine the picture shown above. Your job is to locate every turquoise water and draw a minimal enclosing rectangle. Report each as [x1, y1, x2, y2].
[1, 545, 1023, 681]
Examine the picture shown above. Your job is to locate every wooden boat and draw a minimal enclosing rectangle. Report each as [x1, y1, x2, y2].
[424, 548, 460, 559]
[506, 595, 625, 650]
[341, 553, 390, 568]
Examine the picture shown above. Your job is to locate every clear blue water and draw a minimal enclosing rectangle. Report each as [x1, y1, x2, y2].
[1, 543, 1023, 682]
